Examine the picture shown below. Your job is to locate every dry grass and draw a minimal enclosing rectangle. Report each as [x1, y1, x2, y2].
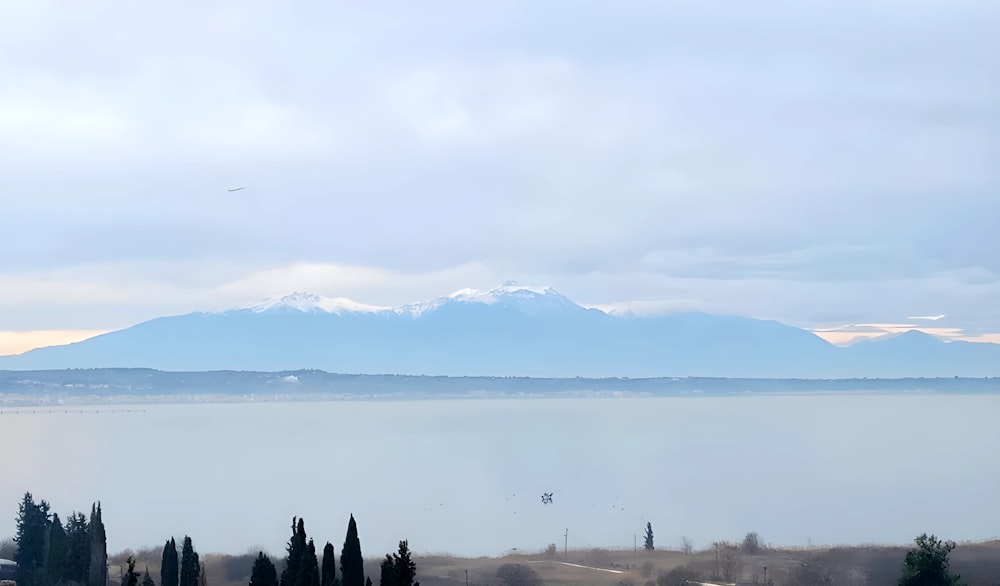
[410, 541, 1000, 586]
[41, 539, 1000, 586]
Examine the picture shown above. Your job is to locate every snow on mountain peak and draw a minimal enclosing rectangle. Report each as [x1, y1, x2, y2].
[397, 282, 578, 316]
[233, 283, 580, 318]
[492, 281, 558, 296]
[238, 292, 388, 315]
[260, 292, 323, 311]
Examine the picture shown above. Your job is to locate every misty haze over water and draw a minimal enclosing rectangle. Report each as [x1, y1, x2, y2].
[2, 395, 998, 558]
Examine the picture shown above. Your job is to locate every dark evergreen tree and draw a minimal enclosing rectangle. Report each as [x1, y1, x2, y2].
[644, 523, 654, 551]
[47, 513, 68, 586]
[320, 543, 336, 586]
[179, 537, 199, 586]
[378, 557, 396, 586]
[280, 518, 307, 586]
[382, 539, 420, 586]
[741, 531, 763, 555]
[339, 516, 364, 586]
[898, 534, 965, 586]
[120, 558, 139, 586]
[62, 513, 89, 584]
[249, 553, 278, 586]
[141, 568, 155, 586]
[87, 503, 107, 586]
[297, 540, 319, 586]
[14, 492, 51, 586]
[160, 539, 178, 586]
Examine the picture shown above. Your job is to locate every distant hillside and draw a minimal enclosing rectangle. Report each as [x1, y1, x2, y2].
[1, 369, 998, 403]
[2, 283, 999, 377]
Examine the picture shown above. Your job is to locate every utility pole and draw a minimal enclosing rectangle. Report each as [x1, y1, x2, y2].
[465, 569, 469, 586]
[564, 528, 568, 558]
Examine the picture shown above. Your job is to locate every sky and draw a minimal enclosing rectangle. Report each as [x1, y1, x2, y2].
[2, 1, 999, 354]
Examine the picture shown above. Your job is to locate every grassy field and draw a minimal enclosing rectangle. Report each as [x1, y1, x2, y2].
[105, 539, 1000, 586]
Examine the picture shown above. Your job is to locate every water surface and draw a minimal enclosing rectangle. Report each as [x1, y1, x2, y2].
[2, 395, 997, 557]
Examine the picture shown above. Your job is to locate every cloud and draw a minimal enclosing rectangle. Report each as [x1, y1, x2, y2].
[1, 1, 998, 340]
[585, 299, 708, 317]
[0, 330, 110, 356]
[808, 321, 994, 346]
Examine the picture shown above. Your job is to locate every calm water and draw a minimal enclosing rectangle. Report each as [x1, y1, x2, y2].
[2, 395, 998, 558]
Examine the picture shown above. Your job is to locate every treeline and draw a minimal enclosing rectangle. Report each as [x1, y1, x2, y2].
[4, 369, 999, 399]
[11, 493, 417, 586]
[11, 493, 107, 586]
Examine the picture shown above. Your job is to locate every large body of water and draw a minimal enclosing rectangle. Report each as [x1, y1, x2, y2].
[2, 395, 998, 559]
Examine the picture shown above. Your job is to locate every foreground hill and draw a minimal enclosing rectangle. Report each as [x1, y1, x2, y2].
[2, 283, 999, 377]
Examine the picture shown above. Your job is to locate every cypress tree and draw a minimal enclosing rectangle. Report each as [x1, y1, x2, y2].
[643, 522, 654, 551]
[179, 537, 199, 586]
[14, 492, 51, 586]
[249, 553, 278, 586]
[280, 518, 307, 586]
[62, 513, 89, 585]
[141, 568, 155, 586]
[87, 503, 107, 586]
[339, 516, 363, 586]
[47, 513, 67, 586]
[320, 544, 336, 586]
[297, 540, 319, 586]
[160, 539, 178, 586]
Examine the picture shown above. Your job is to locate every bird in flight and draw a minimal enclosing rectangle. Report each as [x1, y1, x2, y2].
[228, 187, 246, 192]
[541, 492, 553, 504]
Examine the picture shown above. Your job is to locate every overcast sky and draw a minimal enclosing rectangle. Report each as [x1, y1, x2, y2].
[1, 1, 998, 351]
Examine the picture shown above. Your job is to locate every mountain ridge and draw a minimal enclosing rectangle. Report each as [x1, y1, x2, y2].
[1, 283, 997, 378]
[229, 281, 589, 318]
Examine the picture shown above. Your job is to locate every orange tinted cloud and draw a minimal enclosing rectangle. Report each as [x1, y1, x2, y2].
[811, 324, 999, 346]
[0, 330, 108, 356]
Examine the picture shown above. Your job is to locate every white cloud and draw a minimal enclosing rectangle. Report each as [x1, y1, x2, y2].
[0, 1, 998, 340]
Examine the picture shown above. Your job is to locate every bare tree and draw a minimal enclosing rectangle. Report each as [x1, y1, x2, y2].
[679, 537, 693, 556]
[711, 542, 741, 582]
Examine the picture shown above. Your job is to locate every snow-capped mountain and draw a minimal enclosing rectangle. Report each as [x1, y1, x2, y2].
[238, 292, 389, 315]
[229, 282, 585, 318]
[2, 283, 998, 378]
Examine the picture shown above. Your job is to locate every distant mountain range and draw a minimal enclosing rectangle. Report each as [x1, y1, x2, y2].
[2, 282, 999, 378]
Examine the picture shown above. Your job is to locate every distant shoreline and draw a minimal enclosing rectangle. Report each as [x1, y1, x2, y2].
[1, 368, 998, 406]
